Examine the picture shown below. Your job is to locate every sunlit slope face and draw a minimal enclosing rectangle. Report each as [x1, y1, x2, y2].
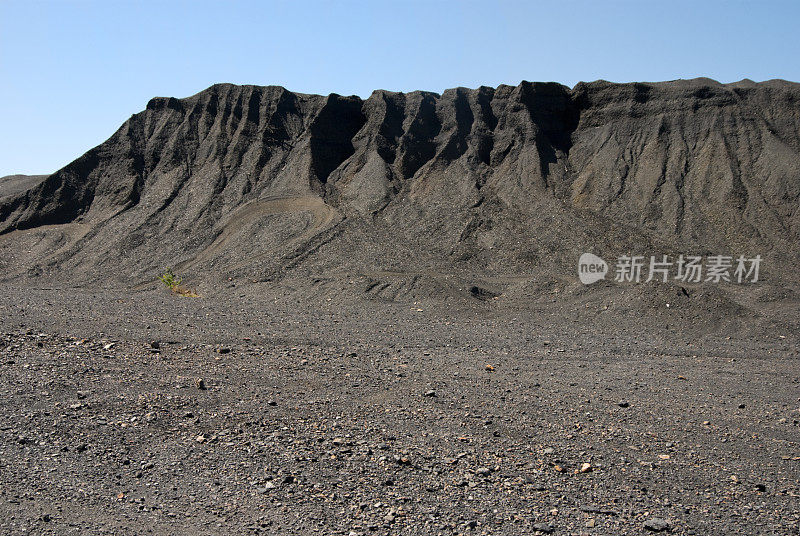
[0, 79, 798, 285]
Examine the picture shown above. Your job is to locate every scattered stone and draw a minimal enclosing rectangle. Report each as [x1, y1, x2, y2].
[423, 390, 437, 397]
[579, 462, 593, 473]
[257, 481, 276, 492]
[195, 378, 207, 390]
[217, 347, 231, 354]
[532, 522, 555, 533]
[644, 518, 671, 532]
[150, 341, 160, 350]
[543, 447, 555, 455]
[618, 401, 630, 408]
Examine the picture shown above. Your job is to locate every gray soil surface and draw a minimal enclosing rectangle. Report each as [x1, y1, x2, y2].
[1, 78, 799, 534]
[0, 285, 798, 535]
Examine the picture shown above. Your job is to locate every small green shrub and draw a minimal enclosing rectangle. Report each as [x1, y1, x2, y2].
[159, 267, 182, 290]
[159, 268, 199, 297]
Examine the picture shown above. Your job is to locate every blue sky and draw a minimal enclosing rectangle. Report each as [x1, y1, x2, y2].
[1, 0, 798, 177]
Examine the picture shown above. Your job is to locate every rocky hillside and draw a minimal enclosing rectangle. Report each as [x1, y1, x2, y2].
[1, 79, 798, 296]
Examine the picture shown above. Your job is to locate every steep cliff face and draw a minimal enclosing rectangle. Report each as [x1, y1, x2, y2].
[1, 79, 798, 289]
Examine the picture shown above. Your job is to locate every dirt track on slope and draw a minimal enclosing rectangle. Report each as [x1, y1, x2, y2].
[176, 196, 340, 273]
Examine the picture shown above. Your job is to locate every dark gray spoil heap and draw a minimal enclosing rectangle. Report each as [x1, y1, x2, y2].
[0, 79, 798, 306]
[1, 79, 799, 536]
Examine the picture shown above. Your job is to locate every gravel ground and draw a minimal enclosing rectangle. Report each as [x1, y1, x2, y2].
[0, 285, 798, 535]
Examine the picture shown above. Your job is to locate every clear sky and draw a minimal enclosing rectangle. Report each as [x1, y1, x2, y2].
[1, 0, 798, 177]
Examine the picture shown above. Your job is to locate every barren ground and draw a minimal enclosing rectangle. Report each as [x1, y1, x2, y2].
[0, 284, 798, 535]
